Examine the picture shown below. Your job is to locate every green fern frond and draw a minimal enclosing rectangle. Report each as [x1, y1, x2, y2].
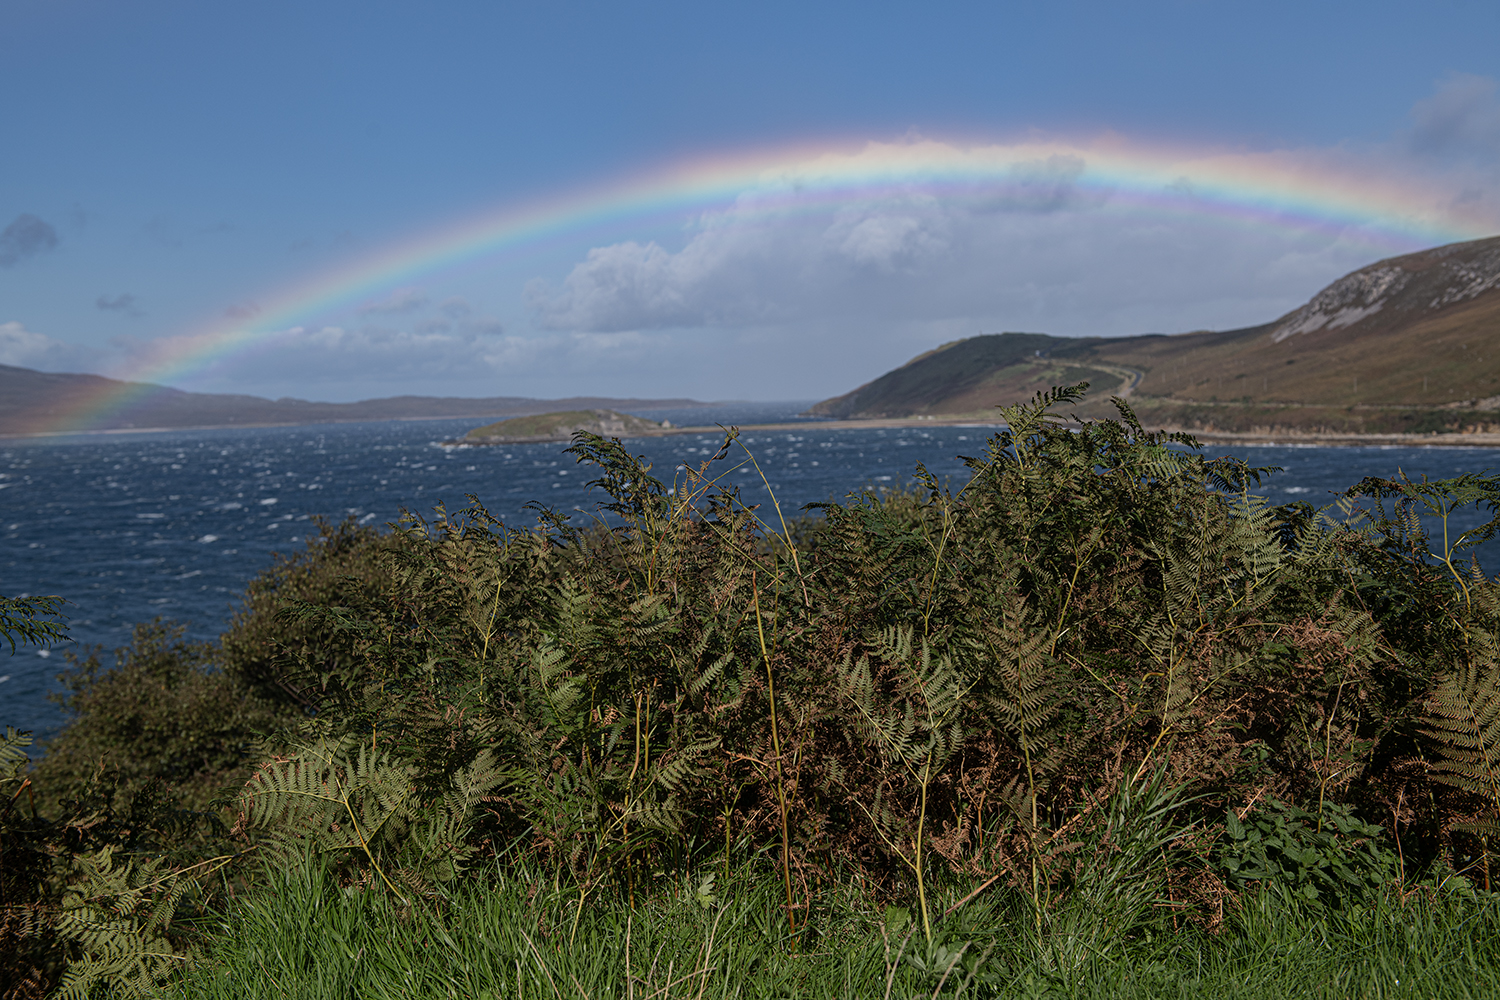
[649, 738, 720, 793]
[839, 627, 968, 776]
[53, 847, 192, 1000]
[1, 725, 31, 785]
[688, 647, 733, 699]
[239, 732, 505, 887]
[1423, 632, 1500, 821]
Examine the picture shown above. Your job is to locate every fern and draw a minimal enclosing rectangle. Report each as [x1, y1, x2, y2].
[0, 593, 69, 654]
[1423, 629, 1500, 837]
[238, 732, 507, 893]
[1, 725, 30, 788]
[838, 626, 968, 941]
[52, 847, 192, 999]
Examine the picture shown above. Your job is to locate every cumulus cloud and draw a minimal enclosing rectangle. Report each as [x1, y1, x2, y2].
[0, 214, 59, 267]
[527, 127, 1500, 340]
[96, 293, 144, 318]
[0, 321, 98, 371]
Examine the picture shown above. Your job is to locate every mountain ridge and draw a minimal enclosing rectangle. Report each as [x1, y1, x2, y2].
[0, 364, 706, 438]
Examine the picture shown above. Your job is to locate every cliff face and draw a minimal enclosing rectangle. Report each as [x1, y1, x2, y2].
[807, 235, 1500, 433]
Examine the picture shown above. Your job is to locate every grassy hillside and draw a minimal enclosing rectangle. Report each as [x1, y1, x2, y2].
[808, 333, 1120, 418]
[810, 235, 1500, 434]
[462, 407, 665, 442]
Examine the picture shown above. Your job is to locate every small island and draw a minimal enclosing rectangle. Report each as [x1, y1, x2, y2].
[448, 408, 669, 445]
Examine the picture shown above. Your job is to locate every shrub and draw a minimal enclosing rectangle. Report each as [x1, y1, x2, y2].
[11, 383, 1500, 992]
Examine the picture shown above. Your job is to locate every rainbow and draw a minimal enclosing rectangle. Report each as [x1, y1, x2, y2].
[41, 134, 1498, 434]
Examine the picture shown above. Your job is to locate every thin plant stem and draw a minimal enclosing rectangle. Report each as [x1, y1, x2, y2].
[734, 432, 812, 610]
[753, 570, 796, 931]
[478, 573, 505, 704]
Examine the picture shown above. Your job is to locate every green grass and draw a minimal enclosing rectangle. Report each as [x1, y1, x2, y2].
[171, 862, 1500, 1000]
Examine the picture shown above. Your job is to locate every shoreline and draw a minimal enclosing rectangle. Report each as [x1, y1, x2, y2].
[1177, 428, 1500, 449]
[8, 411, 1500, 450]
[445, 414, 1500, 450]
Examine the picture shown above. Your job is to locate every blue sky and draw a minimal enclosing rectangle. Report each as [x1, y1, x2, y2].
[3, 0, 1499, 403]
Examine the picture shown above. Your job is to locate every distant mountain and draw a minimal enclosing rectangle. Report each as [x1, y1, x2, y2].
[809, 235, 1500, 436]
[0, 364, 705, 437]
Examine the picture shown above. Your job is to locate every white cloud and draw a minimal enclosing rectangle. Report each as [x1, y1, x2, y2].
[0, 321, 99, 371]
[527, 125, 1500, 341]
[22, 78, 1500, 405]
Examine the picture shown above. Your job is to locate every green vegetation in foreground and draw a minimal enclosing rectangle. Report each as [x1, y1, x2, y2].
[170, 862, 1499, 999]
[6, 382, 1500, 997]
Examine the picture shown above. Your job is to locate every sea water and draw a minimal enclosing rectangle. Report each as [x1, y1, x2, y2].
[5, 402, 1500, 737]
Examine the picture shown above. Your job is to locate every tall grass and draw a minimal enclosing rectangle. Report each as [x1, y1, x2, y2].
[172, 857, 1500, 1000]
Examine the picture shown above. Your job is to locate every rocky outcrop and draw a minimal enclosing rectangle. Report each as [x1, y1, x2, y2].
[1270, 235, 1500, 342]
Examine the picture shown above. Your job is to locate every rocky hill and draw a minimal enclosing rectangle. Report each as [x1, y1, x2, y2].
[809, 235, 1500, 436]
[0, 364, 703, 437]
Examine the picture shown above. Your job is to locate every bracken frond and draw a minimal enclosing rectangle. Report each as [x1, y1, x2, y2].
[1423, 628, 1500, 833]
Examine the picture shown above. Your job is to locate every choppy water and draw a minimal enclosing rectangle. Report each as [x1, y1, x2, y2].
[5, 402, 1500, 737]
